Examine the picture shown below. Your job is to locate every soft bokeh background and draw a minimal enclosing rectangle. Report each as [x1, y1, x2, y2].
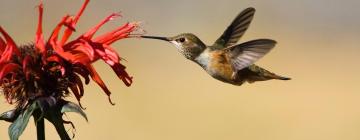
[1, 0, 360, 140]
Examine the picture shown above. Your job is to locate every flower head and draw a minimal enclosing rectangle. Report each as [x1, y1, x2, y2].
[0, 0, 139, 108]
[0, 0, 142, 139]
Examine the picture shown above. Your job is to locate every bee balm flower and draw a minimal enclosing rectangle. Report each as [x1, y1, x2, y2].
[0, 0, 140, 139]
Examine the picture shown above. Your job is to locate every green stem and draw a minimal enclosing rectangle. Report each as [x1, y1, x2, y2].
[33, 110, 45, 140]
[53, 121, 71, 140]
[36, 117, 45, 140]
[47, 110, 71, 140]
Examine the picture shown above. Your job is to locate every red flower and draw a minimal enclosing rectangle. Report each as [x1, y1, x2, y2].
[0, 0, 140, 107]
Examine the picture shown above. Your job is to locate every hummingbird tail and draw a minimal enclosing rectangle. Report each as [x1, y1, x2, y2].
[244, 65, 291, 83]
[277, 76, 291, 80]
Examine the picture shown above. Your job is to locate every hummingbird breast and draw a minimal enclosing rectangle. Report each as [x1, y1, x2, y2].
[195, 49, 234, 83]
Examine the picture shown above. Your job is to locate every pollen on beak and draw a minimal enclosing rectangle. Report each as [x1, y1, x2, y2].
[140, 36, 170, 41]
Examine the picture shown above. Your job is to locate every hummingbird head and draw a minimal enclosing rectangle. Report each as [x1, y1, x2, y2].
[141, 33, 206, 60]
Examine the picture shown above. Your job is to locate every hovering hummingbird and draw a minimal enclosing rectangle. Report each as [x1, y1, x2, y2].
[141, 7, 290, 86]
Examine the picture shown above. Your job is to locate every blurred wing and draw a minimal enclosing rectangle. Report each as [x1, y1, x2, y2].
[226, 39, 276, 70]
[212, 7, 256, 49]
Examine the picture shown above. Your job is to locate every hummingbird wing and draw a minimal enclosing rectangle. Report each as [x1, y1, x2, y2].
[226, 39, 276, 70]
[212, 7, 256, 49]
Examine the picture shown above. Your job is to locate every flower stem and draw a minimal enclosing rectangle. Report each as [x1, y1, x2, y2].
[36, 117, 45, 140]
[53, 121, 71, 140]
[48, 109, 71, 140]
[33, 110, 45, 140]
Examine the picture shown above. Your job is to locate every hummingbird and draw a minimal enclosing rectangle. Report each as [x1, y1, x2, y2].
[141, 7, 290, 86]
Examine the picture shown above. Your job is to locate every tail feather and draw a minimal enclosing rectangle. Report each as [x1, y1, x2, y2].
[277, 76, 291, 80]
[244, 65, 291, 83]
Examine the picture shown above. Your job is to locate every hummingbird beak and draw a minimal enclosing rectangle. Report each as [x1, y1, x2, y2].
[140, 35, 170, 42]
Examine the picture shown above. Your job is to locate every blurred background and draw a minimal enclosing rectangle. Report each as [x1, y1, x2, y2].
[1, 0, 360, 140]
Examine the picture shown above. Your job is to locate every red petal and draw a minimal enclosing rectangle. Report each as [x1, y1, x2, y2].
[73, 64, 90, 84]
[71, 0, 89, 26]
[46, 55, 66, 75]
[0, 36, 5, 54]
[69, 81, 83, 106]
[111, 63, 132, 87]
[0, 26, 20, 58]
[94, 22, 137, 45]
[0, 63, 21, 80]
[93, 44, 118, 64]
[48, 15, 71, 54]
[68, 40, 96, 61]
[91, 44, 132, 86]
[0, 43, 17, 64]
[68, 73, 86, 107]
[104, 24, 137, 45]
[67, 52, 91, 65]
[22, 55, 33, 80]
[46, 55, 62, 63]
[86, 64, 115, 105]
[59, 0, 89, 47]
[82, 13, 121, 40]
[73, 73, 84, 97]
[35, 1, 46, 54]
[87, 64, 110, 95]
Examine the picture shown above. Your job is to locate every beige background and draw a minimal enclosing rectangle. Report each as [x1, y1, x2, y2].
[1, 0, 360, 140]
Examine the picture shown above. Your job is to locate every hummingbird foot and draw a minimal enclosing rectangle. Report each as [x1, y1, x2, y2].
[231, 72, 238, 81]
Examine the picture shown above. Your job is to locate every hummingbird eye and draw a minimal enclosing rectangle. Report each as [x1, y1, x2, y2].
[178, 37, 186, 43]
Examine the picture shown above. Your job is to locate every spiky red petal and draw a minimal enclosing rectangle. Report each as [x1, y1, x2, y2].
[0, 0, 140, 106]
[35, 2, 46, 53]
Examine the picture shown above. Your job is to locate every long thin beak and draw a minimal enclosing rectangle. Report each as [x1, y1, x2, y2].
[141, 36, 170, 41]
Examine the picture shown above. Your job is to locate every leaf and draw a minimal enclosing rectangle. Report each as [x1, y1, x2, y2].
[0, 109, 19, 122]
[8, 102, 38, 140]
[61, 102, 88, 122]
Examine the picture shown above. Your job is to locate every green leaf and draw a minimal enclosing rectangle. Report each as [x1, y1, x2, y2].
[0, 109, 18, 122]
[61, 102, 88, 122]
[8, 102, 39, 140]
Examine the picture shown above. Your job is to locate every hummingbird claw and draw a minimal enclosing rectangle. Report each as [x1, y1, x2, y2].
[231, 72, 238, 81]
